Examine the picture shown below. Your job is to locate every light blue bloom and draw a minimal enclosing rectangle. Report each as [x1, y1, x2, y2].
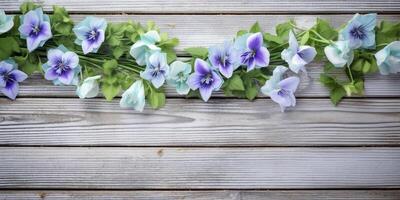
[76, 75, 101, 98]
[73, 16, 107, 54]
[324, 41, 354, 68]
[261, 66, 300, 112]
[130, 30, 161, 66]
[167, 61, 191, 95]
[18, 8, 52, 52]
[140, 52, 169, 88]
[0, 9, 14, 34]
[120, 79, 146, 112]
[375, 41, 400, 75]
[0, 59, 27, 100]
[42, 45, 80, 86]
[208, 41, 239, 78]
[339, 13, 377, 49]
[281, 30, 316, 73]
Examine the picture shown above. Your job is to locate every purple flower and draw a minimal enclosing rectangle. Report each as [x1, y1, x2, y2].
[339, 13, 377, 49]
[187, 58, 223, 102]
[140, 52, 169, 88]
[18, 8, 52, 52]
[208, 41, 239, 78]
[260, 66, 300, 112]
[0, 59, 28, 100]
[236, 32, 270, 72]
[42, 45, 80, 85]
[73, 16, 107, 54]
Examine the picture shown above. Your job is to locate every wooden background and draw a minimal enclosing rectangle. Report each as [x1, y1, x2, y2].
[1, 0, 400, 199]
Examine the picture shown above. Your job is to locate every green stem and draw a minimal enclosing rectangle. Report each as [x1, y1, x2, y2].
[309, 29, 333, 44]
[347, 66, 354, 84]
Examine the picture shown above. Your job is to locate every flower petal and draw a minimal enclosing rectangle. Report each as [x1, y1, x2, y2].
[194, 58, 211, 75]
[247, 32, 263, 50]
[10, 70, 28, 82]
[199, 85, 213, 102]
[269, 89, 292, 112]
[297, 46, 317, 63]
[254, 46, 270, 67]
[62, 51, 79, 69]
[1, 80, 19, 100]
[187, 73, 202, 90]
[278, 76, 300, 92]
[58, 69, 74, 85]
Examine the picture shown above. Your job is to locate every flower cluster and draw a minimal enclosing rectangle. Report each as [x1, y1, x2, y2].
[0, 2, 399, 113]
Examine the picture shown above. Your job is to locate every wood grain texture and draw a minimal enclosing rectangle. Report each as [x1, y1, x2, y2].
[1, 0, 400, 13]
[0, 98, 399, 146]
[0, 147, 399, 189]
[1, 190, 400, 200]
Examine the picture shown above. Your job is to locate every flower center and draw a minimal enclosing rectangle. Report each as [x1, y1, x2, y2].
[241, 50, 255, 64]
[219, 55, 231, 68]
[177, 72, 186, 82]
[55, 61, 70, 74]
[201, 73, 214, 86]
[278, 89, 289, 96]
[350, 26, 366, 39]
[30, 24, 41, 36]
[1, 72, 15, 86]
[86, 29, 99, 41]
[151, 64, 164, 77]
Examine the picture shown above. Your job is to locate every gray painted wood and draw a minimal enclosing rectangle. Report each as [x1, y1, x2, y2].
[1, 190, 400, 200]
[0, 98, 399, 146]
[1, 0, 400, 13]
[0, 147, 399, 189]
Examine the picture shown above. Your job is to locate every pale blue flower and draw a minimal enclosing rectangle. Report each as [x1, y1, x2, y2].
[339, 13, 377, 49]
[167, 61, 191, 95]
[42, 45, 80, 85]
[324, 41, 354, 68]
[76, 75, 101, 98]
[375, 41, 400, 75]
[130, 30, 161, 66]
[140, 52, 169, 88]
[18, 8, 52, 52]
[281, 30, 316, 73]
[0, 9, 14, 34]
[187, 58, 223, 102]
[0, 59, 27, 100]
[208, 41, 239, 78]
[73, 16, 107, 54]
[261, 66, 299, 112]
[120, 80, 146, 112]
[234, 32, 270, 71]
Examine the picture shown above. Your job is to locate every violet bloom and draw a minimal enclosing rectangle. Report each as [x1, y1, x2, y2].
[281, 30, 316, 73]
[18, 8, 52, 52]
[261, 66, 300, 112]
[73, 16, 107, 54]
[187, 58, 223, 102]
[208, 41, 239, 78]
[42, 45, 80, 85]
[140, 52, 169, 88]
[236, 32, 270, 72]
[339, 13, 377, 49]
[0, 59, 28, 100]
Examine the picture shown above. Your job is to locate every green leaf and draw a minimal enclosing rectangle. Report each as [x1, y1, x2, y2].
[163, 47, 177, 64]
[236, 30, 248, 37]
[0, 37, 20, 60]
[148, 91, 166, 109]
[103, 59, 118, 75]
[101, 82, 120, 101]
[330, 86, 346, 105]
[225, 74, 245, 91]
[314, 18, 337, 40]
[376, 21, 400, 47]
[263, 33, 284, 45]
[51, 5, 73, 36]
[184, 47, 208, 59]
[275, 21, 293, 40]
[112, 47, 125, 59]
[245, 85, 259, 100]
[20, 2, 39, 14]
[300, 31, 310, 45]
[13, 54, 41, 75]
[249, 22, 262, 33]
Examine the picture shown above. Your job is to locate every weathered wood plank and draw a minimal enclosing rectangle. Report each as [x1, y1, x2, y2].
[0, 98, 399, 146]
[1, 0, 400, 13]
[0, 147, 399, 189]
[1, 190, 400, 200]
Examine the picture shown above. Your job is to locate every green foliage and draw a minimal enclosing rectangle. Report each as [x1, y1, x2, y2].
[101, 60, 121, 101]
[13, 53, 42, 75]
[0, 37, 20, 60]
[184, 47, 208, 59]
[158, 32, 179, 64]
[144, 80, 165, 109]
[20, 1, 39, 14]
[249, 22, 262, 33]
[51, 6, 74, 36]
[319, 73, 346, 105]
[376, 21, 400, 50]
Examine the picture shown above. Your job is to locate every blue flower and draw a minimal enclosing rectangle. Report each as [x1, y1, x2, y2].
[339, 13, 377, 49]
[0, 9, 14, 34]
[234, 32, 270, 72]
[375, 41, 400, 75]
[0, 59, 27, 100]
[42, 45, 80, 85]
[120, 80, 146, 112]
[324, 41, 354, 68]
[167, 61, 191, 95]
[76, 75, 101, 98]
[18, 8, 52, 52]
[281, 31, 316, 73]
[130, 30, 161, 66]
[187, 58, 223, 102]
[140, 52, 169, 88]
[261, 66, 300, 112]
[208, 41, 239, 78]
[73, 16, 107, 54]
